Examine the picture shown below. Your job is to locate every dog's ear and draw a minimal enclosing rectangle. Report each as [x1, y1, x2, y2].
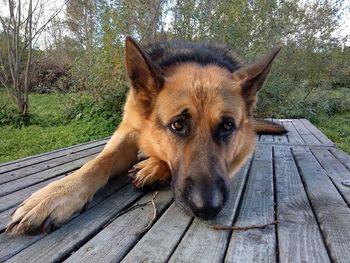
[233, 47, 281, 116]
[124, 36, 164, 114]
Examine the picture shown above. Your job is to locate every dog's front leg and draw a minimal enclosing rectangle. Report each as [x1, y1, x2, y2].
[6, 122, 139, 235]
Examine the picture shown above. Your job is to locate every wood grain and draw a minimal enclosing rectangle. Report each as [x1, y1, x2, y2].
[293, 146, 350, 263]
[225, 145, 276, 263]
[274, 146, 330, 263]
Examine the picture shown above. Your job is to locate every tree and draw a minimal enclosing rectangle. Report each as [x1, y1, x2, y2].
[0, 0, 64, 117]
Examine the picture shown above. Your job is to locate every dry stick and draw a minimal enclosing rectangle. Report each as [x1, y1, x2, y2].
[135, 191, 159, 235]
[210, 220, 278, 231]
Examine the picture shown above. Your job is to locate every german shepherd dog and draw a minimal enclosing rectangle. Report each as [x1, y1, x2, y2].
[6, 37, 286, 235]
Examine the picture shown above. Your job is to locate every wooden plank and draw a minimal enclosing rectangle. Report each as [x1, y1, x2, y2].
[0, 175, 65, 213]
[300, 119, 334, 146]
[0, 154, 97, 197]
[0, 176, 131, 262]
[292, 147, 350, 263]
[292, 119, 321, 145]
[281, 120, 304, 145]
[4, 183, 144, 263]
[120, 204, 192, 263]
[225, 145, 276, 263]
[0, 138, 108, 171]
[0, 145, 103, 185]
[0, 209, 13, 231]
[64, 190, 174, 263]
[312, 149, 350, 205]
[167, 161, 251, 263]
[274, 146, 330, 263]
[272, 119, 288, 143]
[330, 148, 350, 171]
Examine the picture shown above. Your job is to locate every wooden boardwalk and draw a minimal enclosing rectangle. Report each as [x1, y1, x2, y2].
[0, 119, 349, 263]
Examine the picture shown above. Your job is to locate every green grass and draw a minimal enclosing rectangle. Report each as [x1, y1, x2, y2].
[0, 91, 119, 163]
[309, 112, 350, 154]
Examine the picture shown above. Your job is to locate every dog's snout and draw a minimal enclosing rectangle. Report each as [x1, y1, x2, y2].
[186, 176, 228, 219]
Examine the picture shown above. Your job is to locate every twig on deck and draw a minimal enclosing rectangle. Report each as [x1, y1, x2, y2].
[135, 191, 159, 235]
[210, 220, 278, 231]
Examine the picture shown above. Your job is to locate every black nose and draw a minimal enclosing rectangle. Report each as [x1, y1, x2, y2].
[187, 178, 227, 219]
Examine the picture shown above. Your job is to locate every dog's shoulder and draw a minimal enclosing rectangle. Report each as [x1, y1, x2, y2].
[144, 40, 244, 73]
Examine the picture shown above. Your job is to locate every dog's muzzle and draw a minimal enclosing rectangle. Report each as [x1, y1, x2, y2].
[184, 176, 228, 219]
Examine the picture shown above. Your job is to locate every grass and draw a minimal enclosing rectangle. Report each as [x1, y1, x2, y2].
[0, 91, 120, 163]
[309, 112, 350, 154]
[0, 90, 349, 163]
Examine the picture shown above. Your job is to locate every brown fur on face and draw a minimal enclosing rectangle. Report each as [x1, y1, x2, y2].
[124, 37, 281, 218]
[135, 64, 257, 216]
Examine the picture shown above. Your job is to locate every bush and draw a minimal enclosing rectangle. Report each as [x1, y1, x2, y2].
[30, 53, 72, 93]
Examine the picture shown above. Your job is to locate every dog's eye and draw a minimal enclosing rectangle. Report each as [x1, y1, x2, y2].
[219, 120, 235, 141]
[223, 121, 234, 133]
[169, 120, 187, 134]
[170, 120, 184, 131]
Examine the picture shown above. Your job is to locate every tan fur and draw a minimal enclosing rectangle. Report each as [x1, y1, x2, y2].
[6, 38, 281, 234]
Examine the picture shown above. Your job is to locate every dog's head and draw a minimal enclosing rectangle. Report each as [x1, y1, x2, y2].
[124, 37, 280, 219]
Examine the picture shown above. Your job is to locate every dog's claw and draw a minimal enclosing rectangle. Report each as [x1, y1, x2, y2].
[132, 178, 143, 188]
[128, 167, 141, 174]
[80, 201, 90, 214]
[41, 216, 52, 233]
[5, 220, 20, 234]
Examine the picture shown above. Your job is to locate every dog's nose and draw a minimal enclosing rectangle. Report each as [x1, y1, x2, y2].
[187, 178, 227, 219]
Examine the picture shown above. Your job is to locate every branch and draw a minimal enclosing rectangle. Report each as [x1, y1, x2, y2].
[135, 191, 159, 235]
[31, 0, 69, 41]
[210, 220, 278, 231]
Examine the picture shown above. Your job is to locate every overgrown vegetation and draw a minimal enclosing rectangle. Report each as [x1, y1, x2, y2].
[0, 0, 349, 162]
[0, 91, 123, 162]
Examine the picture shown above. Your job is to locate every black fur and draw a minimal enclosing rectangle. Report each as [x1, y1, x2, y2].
[144, 41, 244, 74]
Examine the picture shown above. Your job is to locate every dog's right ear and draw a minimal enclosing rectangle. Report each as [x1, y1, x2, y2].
[125, 36, 164, 114]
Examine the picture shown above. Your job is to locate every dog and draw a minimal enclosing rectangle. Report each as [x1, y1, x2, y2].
[6, 37, 286, 235]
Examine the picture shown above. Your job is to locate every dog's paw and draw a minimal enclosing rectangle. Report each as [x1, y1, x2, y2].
[6, 176, 92, 235]
[129, 157, 171, 188]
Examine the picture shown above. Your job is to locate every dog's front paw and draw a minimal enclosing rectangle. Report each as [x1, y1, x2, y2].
[129, 157, 171, 188]
[6, 176, 92, 235]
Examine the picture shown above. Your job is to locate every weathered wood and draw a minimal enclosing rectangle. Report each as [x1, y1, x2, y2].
[0, 154, 97, 197]
[274, 146, 330, 263]
[65, 190, 173, 263]
[0, 138, 108, 172]
[0, 176, 130, 262]
[0, 145, 103, 185]
[0, 120, 349, 263]
[330, 148, 350, 171]
[292, 119, 321, 145]
[300, 119, 334, 146]
[225, 145, 276, 263]
[0, 175, 65, 213]
[272, 119, 288, 143]
[281, 120, 304, 145]
[312, 149, 350, 205]
[167, 161, 251, 263]
[121, 204, 192, 263]
[5, 184, 144, 263]
[292, 147, 350, 263]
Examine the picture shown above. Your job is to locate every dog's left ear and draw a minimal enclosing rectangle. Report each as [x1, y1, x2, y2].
[125, 36, 164, 115]
[233, 47, 281, 115]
